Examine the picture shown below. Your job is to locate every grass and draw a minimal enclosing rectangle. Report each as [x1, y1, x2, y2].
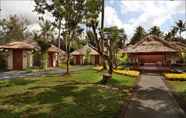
[167, 80, 186, 112]
[0, 69, 136, 118]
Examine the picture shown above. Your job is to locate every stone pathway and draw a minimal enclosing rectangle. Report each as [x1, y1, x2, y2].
[0, 65, 92, 80]
[125, 73, 185, 118]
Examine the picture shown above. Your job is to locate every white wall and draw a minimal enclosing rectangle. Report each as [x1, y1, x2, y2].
[7, 50, 13, 70]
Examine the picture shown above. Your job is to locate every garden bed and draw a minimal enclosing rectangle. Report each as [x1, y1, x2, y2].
[164, 73, 186, 81]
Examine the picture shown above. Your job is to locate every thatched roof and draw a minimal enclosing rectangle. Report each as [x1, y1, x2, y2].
[0, 41, 34, 50]
[24, 40, 66, 54]
[168, 41, 186, 52]
[48, 45, 66, 54]
[71, 45, 99, 55]
[125, 35, 178, 53]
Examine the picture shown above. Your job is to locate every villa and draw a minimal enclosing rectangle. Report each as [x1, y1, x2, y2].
[71, 45, 102, 65]
[125, 35, 186, 70]
[0, 41, 34, 70]
[0, 41, 65, 70]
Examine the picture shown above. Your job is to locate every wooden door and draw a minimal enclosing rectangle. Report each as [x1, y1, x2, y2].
[13, 50, 23, 70]
[95, 55, 100, 65]
[48, 53, 53, 67]
[76, 55, 81, 65]
[139, 54, 163, 65]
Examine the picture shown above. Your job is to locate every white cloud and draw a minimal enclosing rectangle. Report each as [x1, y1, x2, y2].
[1, 0, 54, 24]
[105, 1, 185, 39]
[105, 6, 123, 28]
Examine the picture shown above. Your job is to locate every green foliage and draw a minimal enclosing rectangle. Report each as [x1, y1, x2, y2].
[34, 0, 86, 73]
[0, 52, 7, 70]
[149, 26, 163, 37]
[130, 26, 146, 45]
[117, 52, 128, 64]
[175, 20, 186, 38]
[84, 48, 91, 64]
[33, 20, 54, 70]
[167, 80, 186, 112]
[0, 69, 136, 117]
[0, 15, 29, 44]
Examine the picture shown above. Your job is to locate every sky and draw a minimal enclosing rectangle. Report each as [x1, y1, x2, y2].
[0, 0, 186, 39]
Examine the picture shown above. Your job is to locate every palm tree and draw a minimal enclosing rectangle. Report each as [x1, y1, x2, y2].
[149, 26, 163, 37]
[34, 20, 55, 70]
[175, 20, 186, 39]
[130, 26, 146, 44]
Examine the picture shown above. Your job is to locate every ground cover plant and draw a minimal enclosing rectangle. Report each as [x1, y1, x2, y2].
[167, 80, 186, 112]
[0, 69, 137, 118]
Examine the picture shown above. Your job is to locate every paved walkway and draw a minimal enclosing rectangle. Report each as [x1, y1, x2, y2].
[0, 65, 92, 80]
[125, 73, 185, 118]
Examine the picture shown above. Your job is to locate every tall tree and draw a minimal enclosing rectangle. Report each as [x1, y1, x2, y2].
[130, 26, 146, 45]
[175, 20, 186, 39]
[34, 0, 86, 74]
[0, 15, 28, 44]
[103, 26, 124, 75]
[149, 26, 163, 37]
[34, 20, 55, 70]
[165, 27, 178, 41]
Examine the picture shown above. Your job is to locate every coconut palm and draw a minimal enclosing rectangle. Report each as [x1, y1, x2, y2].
[149, 26, 163, 37]
[175, 20, 186, 39]
[130, 26, 146, 44]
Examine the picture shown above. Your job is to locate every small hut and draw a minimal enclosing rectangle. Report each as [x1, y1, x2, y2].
[125, 35, 184, 66]
[0, 41, 34, 70]
[48, 45, 66, 67]
[71, 45, 101, 65]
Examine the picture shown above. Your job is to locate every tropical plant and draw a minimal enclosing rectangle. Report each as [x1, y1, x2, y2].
[103, 26, 125, 75]
[149, 26, 163, 37]
[34, 0, 86, 74]
[0, 15, 29, 44]
[130, 26, 146, 45]
[175, 20, 186, 39]
[165, 27, 178, 41]
[33, 20, 54, 70]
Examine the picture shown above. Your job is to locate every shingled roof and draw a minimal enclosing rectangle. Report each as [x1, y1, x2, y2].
[125, 35, 178, 53]
[0, 41, 34, 49]
[71, 45, 99, 55]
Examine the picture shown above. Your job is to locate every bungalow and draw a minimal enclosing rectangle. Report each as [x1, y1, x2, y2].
[125, 35, 186, 67]
[48, 45, 66, 67]
[0, 41, 34, 70]
[0, 40, 66, 70]
[71, 45, 101, 65]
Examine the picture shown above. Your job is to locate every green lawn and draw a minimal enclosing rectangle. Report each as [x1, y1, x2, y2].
[167, 80, 186, 112]
[0, 69, 136, 118]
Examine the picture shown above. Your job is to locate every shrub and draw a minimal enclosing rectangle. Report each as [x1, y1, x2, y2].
[0, 53, 7, 70]
[113, 69, 140, 77]
[93, 66, 103, 71]
[164, 73, 186, 81]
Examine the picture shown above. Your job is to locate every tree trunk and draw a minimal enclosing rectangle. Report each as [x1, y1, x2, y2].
[42, 51, 48, 71]
[179, 31, 182, 39]
[66, 43, 70, 74]
[57, 19, 62, 66]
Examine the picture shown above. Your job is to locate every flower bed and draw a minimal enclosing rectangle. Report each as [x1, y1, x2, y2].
[164, 73, 186, 81]
[113, 69, 140, 77]
[93, 66, 104, 71]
